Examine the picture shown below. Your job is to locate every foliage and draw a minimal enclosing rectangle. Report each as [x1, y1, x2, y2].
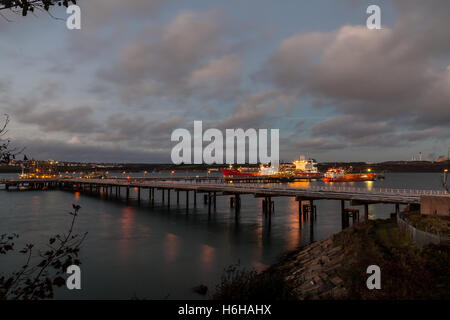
[0, 0, 76, 17]
[213, 263, 295, 300]
[335, 219, 450, 299]
[0, 204, 86, 300]
[405, 212, 450, 238]
[0, 114, 22, 164]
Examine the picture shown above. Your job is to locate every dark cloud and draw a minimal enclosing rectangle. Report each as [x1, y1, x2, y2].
[15, 105, 97, 134]
[97, 11, 244, 104]
[216, 89, 298, 129]
[3, 1, 450, 163]
[15, 137, 169, 163]
[312, 116, 391, 139]
[260, 0, 450, 141]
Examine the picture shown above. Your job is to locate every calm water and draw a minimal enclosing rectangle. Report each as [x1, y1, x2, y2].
[0, 172, 445, 299]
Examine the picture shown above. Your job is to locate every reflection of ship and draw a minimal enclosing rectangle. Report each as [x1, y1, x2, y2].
[322, 168, 376, 182]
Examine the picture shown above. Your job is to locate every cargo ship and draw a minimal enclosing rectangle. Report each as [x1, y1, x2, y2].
[292, 156, 322, 178]
[220, 156, 322, 179]
[322, 168, 376, 182]
[220, 166, 260, 177]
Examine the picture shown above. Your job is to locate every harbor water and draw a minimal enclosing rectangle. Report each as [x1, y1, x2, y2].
[0, 172, 445, 299]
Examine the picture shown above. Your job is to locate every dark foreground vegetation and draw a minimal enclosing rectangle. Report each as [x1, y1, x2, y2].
[214, 219, 450, 300]
[405, 212, 450, 238]
[0, 205, 85, 300]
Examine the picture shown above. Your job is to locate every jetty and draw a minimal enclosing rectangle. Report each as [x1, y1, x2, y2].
[1, 177, 449, 228]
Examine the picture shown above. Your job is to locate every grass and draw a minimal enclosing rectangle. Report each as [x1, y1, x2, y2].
[334, 219, 450, 299]
[404, 212, 450, 238]
[212, 263, 295, 300]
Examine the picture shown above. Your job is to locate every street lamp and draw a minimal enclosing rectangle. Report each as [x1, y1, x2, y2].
[444, 169, 448, 188]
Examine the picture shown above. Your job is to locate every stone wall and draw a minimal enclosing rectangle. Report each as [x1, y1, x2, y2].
[420, 196, 450, 216]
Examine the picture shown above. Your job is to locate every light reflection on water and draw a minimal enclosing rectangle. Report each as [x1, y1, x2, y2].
[164, 233, 180, 265]
[0, 172, 445, 299]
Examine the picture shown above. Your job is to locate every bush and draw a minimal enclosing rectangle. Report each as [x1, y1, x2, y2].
[213, 263, 295, 300]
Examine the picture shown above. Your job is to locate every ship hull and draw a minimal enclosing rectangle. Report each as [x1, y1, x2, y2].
[220, 169, 259, 177]
[293, 171, 322, 179]
[322, 173, 376, 182]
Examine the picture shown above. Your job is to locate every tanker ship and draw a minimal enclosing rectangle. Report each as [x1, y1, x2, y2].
[220, 166, 260, 177]
[220, 156, 321, 179]
[322, 168, 376, 182]
[292, 156, 322, 178]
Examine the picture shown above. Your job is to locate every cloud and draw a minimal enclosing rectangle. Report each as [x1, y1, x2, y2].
[217, 89, 298, 129]
[97, 11, 244, 103]
[15, 105, 98, 134]
[258, 0, 450, 153]
[312, 115, 391, 140]
[15, 137, 169, 163]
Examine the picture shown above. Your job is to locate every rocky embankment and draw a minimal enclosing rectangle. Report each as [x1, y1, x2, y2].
[277, 237, 349, 299]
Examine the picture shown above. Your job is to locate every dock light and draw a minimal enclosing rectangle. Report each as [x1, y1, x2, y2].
[445, 169, 449, 173]
[367, 168, 372, 172]
[171, 170, 175, 174]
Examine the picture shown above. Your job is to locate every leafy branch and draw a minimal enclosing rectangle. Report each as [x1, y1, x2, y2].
[0, 204, 87, 300]
[0, 114, 25, 164]
[0, 0, 76, 17]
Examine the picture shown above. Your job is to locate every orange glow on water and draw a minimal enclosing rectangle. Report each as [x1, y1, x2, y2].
[117, 207, 136, 261]
[200, 244, 215, 271]
[75, 192, 80, 200]
[285, 197, 302, 251]
[164, 233, 180, 264]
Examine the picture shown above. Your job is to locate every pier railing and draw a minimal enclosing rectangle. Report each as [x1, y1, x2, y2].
[1, 177, 449, 199]
[150, 180, 450, 197]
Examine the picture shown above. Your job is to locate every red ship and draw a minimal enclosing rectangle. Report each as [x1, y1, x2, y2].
[220, 168, 259, 177]
[322, 168, 376, 182]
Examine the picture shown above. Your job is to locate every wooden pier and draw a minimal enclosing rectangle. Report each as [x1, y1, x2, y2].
[1, 177, 449, 229]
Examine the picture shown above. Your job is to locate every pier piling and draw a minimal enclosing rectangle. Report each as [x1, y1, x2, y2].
[167, 189, 171, 209]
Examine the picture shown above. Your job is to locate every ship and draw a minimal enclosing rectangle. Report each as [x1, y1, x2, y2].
[220, 166, 260, 177]
[220, 164, 279, 177]
[292, 156, 322, 179]
[220, 156, 322, 179]
[322, 168, 376, 182]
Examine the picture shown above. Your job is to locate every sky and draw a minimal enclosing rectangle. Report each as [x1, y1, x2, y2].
[0, 0, 449, 163]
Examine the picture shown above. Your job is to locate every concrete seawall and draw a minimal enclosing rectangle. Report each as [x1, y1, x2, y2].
[420, 196, 450, 216]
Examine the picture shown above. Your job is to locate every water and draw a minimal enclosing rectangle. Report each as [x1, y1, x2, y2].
[0, 172, 445, 299]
